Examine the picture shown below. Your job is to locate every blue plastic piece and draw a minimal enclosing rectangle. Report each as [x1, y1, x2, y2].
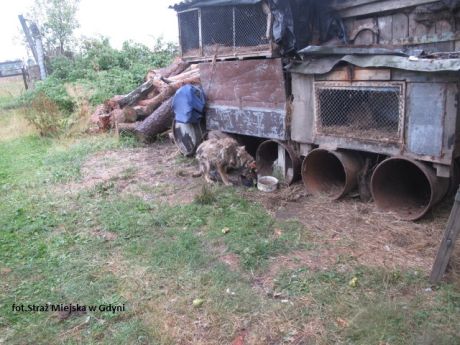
[173, 84, 206, 124]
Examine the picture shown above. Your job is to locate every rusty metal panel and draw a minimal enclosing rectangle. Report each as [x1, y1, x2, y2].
[200, 58, 287, 139]
[206, 107, 286, 139]
[406, 83, 445, 157]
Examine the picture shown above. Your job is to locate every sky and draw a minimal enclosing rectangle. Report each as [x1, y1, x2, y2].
[0, 0, 179, 62]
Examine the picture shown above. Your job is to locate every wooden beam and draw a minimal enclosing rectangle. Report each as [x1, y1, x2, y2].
[332, 0, 381, 11]
[337, 0, 439, 18]
[18, 15, 38, 63]
[430, 187, 460, 284]
[316, 67, 391, 81]
[381, 31, 460, 46]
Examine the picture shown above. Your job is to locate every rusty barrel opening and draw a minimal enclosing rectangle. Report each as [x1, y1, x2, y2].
[302, 149, 363, 199]
[371, 158, 449, 221]
[256, 140, 301, 185]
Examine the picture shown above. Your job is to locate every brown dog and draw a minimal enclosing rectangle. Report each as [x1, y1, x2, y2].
[196, 137, 255, 185]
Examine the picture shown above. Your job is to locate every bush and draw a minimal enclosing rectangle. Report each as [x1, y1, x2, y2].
[43, 37, 178, 108]
[23, 93, 65, 137]
[21, 37, 178, 135]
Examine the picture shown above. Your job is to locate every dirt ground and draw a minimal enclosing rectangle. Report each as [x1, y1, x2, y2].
[68, 139, 460, 283]
[248, 187, 460, 288]
[59, 139, 203, 204]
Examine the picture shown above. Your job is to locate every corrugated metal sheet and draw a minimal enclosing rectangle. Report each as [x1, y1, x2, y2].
[289, 54, 460, 74]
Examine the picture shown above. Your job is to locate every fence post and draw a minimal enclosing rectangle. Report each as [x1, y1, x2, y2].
[21, 67, 29, 90]
[430, 187, 460, 284]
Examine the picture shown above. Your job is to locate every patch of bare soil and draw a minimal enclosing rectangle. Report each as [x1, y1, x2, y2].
[245, 182, 453, 286]
[89, 228, 118, 241]
[211, 241, 241, 272]
[59, 140, 203, 204]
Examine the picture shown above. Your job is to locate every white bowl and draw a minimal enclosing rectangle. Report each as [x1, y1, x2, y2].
[257, 176, 279, 192]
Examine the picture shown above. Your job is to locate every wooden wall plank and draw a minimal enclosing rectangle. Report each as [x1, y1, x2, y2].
[378, 15, 393, 43]
[392, 13, 409, 40]
[338, 0, 438, 18]
[408, 11, 430, 37]
[316, 67, 391, 81]
[291, 74, 314, 143]
[436, 19, 453, 34]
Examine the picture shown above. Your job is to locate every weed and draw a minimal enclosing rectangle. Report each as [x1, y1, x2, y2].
[194, 184, 217, 205]
[23, 92, 64, 136]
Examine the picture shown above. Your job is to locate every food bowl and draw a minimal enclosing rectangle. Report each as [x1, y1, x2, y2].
[257, 176, 279, 192]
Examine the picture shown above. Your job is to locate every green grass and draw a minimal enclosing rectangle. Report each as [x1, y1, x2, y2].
[272, 266, 460, 344]
[0, 76, 25, 108]
[1, 107, 460, 344]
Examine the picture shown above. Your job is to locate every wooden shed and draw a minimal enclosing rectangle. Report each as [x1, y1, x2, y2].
[172, 0, 460, 219]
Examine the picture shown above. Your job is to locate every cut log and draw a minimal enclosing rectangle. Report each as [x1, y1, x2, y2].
[146, 89, 159, 99]
[104, 96, 122, 112]
[117, 122, 138, 135]
[99, 114, 111, 131]
[122, 107, 138, 123]
[90, 104, 106, 125]
[162, 69, 200, 84]
[119, 60, 191, 108]
[133, 74, 200, 117]
[135, 97, 174, 142]
[117, 79, 155, 108]
[145, 58, 190, 80]
[110, 107, 138, 125]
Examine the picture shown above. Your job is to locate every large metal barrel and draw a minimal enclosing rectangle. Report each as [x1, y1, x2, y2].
[256, 140, 301, 185]
[301, 149, 363, 199]
[371, 157, 449, 221]
[172, 120, 206, 156]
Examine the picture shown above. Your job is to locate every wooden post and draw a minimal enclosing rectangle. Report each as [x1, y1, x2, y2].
[275, 143, 286, 179]
[18, 15, 38, 64]
[21, 67, 28, 90]
[429, 187, 460, 284]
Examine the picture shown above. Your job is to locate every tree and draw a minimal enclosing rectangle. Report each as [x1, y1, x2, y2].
[30, 0, 80, 55]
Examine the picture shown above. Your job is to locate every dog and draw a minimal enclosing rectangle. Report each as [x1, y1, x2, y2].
[196, 137, 256, 186]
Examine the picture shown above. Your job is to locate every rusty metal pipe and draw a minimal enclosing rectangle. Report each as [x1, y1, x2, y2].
[371, 157, 449, 221]
[301, 149, 363, 200]
[256, 140, 301, 185]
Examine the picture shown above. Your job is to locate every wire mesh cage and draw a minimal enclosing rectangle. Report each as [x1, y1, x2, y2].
[178, 10, 200, 58]
[202, 6, 234, 56]
[314, 82, 405, 143]
[178, 4, 272, 60]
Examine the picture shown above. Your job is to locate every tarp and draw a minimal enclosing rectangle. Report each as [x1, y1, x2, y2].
[289, 55, 460, 74]
[173, 85, 206, 124]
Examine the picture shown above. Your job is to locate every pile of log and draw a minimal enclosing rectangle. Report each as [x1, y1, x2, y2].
[90, 58, 200, 142]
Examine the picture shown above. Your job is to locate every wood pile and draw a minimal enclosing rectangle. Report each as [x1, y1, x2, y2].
[90, 57, 200, 142]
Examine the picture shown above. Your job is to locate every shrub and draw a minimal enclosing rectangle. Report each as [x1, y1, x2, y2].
[21, 37, 178, 136]
[43, 37, 178, 107]
[23, 93, 65, 137]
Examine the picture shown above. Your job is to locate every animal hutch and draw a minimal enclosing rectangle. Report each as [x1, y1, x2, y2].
[176, 2, 275, 61]
[173, 0, 460, 220]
